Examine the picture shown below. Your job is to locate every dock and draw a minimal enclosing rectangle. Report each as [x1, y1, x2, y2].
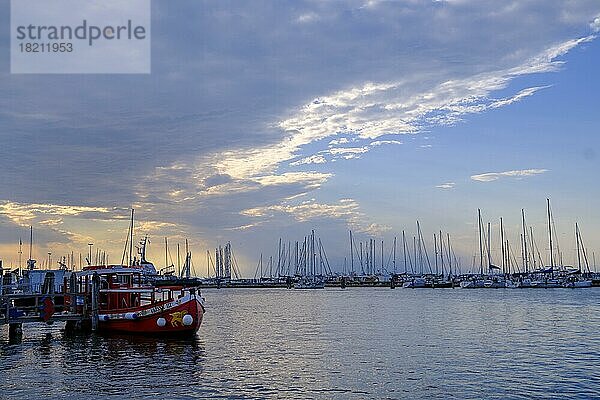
[0, 270, 101, 341]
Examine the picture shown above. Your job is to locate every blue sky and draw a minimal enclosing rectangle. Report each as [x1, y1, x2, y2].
[1, 1, 600, 274]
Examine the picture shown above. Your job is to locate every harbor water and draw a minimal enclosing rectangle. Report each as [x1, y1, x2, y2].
[2, 288, 600, 399]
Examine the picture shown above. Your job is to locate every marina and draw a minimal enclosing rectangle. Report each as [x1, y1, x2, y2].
[2, 201, 599, 342]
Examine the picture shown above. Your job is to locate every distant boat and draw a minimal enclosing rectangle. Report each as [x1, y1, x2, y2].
[402, 277, 426, 288]
[294, 276, 325, 289]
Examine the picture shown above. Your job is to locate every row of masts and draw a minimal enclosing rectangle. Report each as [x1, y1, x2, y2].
[205, 242, 241, 280]
[475, 199, 594, 275]
[254, 230, 333, 279]
[349, 224, 459, 277]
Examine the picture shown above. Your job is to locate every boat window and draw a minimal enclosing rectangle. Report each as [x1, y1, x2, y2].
[115, 274, 131, 285]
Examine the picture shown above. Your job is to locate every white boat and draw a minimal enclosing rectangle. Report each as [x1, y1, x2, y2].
[403, 277, 426, 288]
[294, 277, 325, 289]
[563, 278, 593, 288]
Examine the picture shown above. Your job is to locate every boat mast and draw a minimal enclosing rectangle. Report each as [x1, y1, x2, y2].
[500, 217, 505, 275]
[381, 240, 384, 273]
[439, 230, 444, 277]
[434, 233, 438, 276]
[547, 198, 553, 267]
[478, 209, 483, 275]
[402, 230, 407, 274]
[487, 222, 492, 273]
[416, 221, 422, 275]
[393, 236, 397, 274]
[576, 222, 581, 272]
[165, 237, 168, 269]
[350, 230, 354, 274]
[18, 237, 22, 270]
[129, 209, 134, 266]
[521, 209, 528, 273]
[447, 233, 452, 278]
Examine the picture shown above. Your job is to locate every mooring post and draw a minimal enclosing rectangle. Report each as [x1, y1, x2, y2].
[91, 273, 100, 331]
[69, 272, 78, 314]
[9, 323, 23, 342]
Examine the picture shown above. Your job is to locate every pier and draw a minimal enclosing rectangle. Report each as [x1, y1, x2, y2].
[0, 270, 101, 341]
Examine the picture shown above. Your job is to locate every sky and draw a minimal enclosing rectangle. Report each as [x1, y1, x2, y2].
[1, 0, 600, 276]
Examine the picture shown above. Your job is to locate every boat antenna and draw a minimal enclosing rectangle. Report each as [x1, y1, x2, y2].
[29, 226, 33, 261]
[18, 237, 22, 270]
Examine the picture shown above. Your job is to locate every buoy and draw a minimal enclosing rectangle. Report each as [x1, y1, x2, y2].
[156, 317, 166, 327]
[182, 314, 193, 326]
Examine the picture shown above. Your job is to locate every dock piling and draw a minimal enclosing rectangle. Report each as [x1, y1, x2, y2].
[91, 273, 100, 331]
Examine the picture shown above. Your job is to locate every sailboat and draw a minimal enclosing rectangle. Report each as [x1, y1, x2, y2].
[564, 222, 592, 288]
[294, 230, 325, 289]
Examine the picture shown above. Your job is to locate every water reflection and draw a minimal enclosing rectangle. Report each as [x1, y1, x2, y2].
[2, 289, 600, 399]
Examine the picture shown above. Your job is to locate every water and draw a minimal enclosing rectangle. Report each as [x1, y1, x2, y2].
[2, 288, 600, 399]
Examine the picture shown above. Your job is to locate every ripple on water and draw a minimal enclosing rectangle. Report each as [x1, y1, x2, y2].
[2, 288, 600, 399]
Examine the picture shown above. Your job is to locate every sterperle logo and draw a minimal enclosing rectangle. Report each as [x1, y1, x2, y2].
[15, 19, 147, 46]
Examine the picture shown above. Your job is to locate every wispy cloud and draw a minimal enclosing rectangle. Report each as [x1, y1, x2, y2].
[242, 198, 390, 236]
[436, 182, 456, 189]
[370, 140, 402, 146]
[470, 169, 549, 182]
[0, 201, 121, 227]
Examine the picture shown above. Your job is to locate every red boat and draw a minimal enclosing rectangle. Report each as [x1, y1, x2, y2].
[79, 265, 205, 335]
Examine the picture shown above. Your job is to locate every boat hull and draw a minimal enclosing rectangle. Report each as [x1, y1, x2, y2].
[98, 294, 204, 335]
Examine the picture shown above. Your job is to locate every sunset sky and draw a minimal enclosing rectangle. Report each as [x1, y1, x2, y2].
[1, 1, 600, 276]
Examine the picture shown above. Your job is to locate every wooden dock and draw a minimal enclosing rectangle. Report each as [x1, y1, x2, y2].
[1, 270, 101, 341]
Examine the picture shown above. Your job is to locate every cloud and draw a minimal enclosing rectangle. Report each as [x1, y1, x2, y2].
[370, 140, 403, 146]
[470, 169, 549, 182]
[0, 201, 120, 227]
[290, 154, 327, 166]
[591, 16, 600, 32]
[436, 182, 456, 189]
[241, 198, 390, 236]
[296, 12, 319, 24]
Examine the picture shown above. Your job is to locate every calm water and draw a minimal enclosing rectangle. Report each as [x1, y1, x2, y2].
[2, 288, 600, 399]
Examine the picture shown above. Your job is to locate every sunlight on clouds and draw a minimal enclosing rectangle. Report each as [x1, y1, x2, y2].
[253, 172, 331, 189]
[280, 36, 594, 157]
[290, 154, 327, 166]
[241, 198, 390, 236]
[0, 200, 117, 226]
[471, 169, 549, 182]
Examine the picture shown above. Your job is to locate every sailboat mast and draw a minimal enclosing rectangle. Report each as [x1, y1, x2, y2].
[381, 240, 384, 273]
[402, 230, 407, 274]
[434, 233, 439, 276]
[128, 209, 134, 266]
[521, 209, 528, 273]
[547, 198, 553, 267]
[478, 209, 483, 275]
[393, 236, 397, 274]
[500, 217, 505, 275]
[487, 222, 492, 272]
[576, 223, 582, 271]
[439, 230, 444, 276]
[447, 233, 452, 277]
[350, 230, 354, 274]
